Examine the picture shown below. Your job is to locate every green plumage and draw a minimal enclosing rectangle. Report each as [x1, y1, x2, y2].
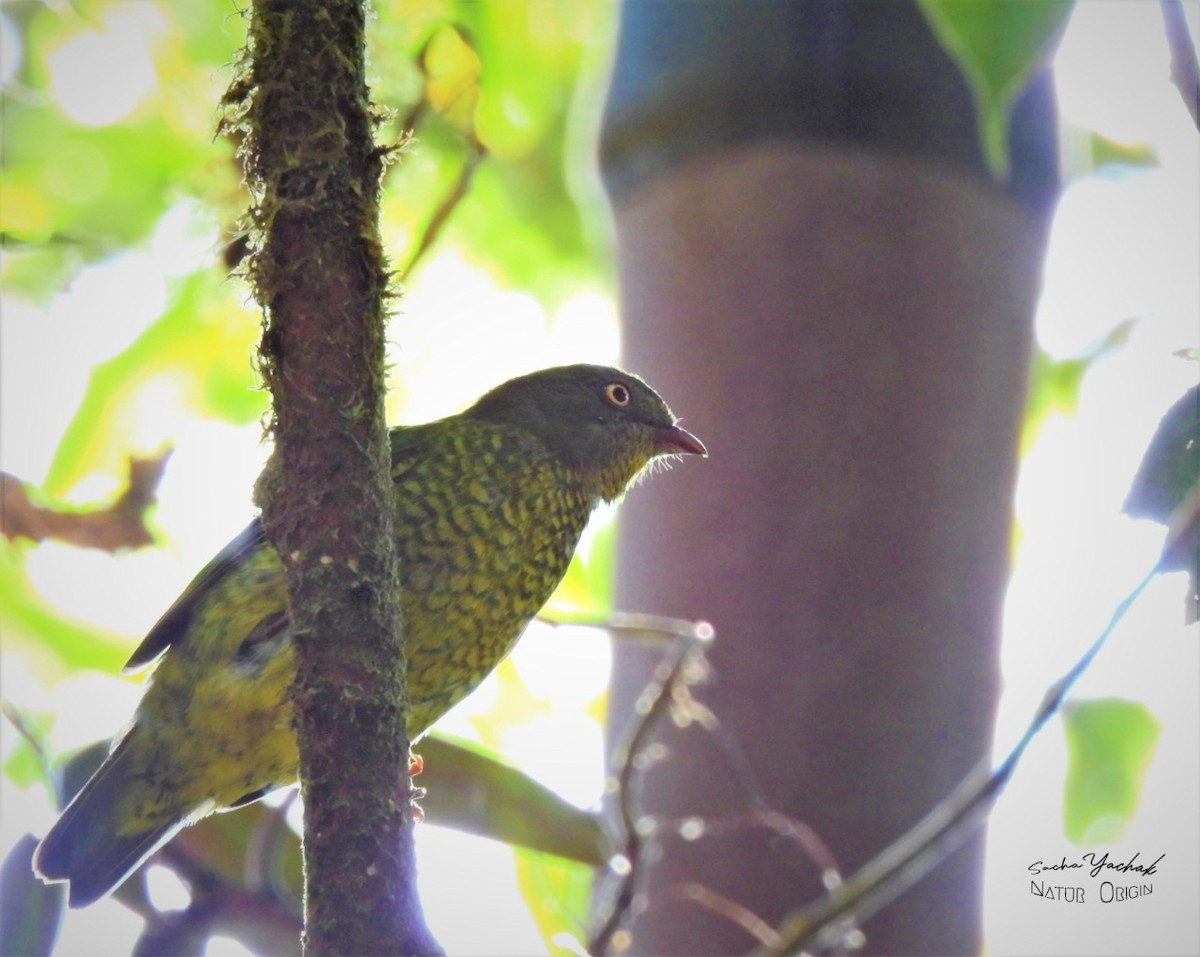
[34, 364, 704, 907]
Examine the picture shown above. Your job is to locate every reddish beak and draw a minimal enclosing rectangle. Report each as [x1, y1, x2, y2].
[655, 424, 707, 457]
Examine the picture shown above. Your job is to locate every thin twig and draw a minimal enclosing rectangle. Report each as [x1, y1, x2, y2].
[1161, 0, 1200, 131]
[682, 809, 843, 889]
[397, 135, 487, 281]
[558, 613, 851, 951]
[588, 619, 713, 955]
[0, 700, 52, 782]
[390, 25, 489, 282]
[673, 883, 783, 950]
[541, 611, 716, 647]
[1, 452, 171, 551]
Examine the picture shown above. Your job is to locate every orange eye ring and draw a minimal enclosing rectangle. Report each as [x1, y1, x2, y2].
[604, 382, 631, 407]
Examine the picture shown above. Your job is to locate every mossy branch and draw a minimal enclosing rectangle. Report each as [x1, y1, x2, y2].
[224, 0, 439, 953]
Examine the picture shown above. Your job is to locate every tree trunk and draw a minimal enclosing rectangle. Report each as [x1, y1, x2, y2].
[600, 2, 1057, 954]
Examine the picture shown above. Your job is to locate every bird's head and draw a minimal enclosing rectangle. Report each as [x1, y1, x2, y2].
[467, 364, 706, 502]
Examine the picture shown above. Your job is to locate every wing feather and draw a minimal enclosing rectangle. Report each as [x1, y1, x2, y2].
[123, 422, 429, 674]
[122, 520, 267, 672]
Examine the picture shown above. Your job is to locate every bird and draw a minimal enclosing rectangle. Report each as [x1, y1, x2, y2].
[34, 363, 705, 908]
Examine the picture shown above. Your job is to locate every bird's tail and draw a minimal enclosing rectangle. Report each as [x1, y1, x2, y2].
[34, 734, 186, 908]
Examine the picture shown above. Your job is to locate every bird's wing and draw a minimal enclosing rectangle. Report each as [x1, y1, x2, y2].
[122, 424, 434, 674]
[389, 421, 436, 476]
[122, 519, 267, 672]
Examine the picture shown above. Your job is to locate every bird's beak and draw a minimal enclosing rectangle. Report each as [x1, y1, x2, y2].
[654, 424, 707, 457]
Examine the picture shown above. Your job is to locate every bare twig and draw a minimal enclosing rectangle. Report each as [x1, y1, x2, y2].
[397, 135, 488, 280]
[587, 617, 713, 955]
[659, 810, 853, 954]
[680, 809, 843, 889]
[556, 614, 848, 952]
[0, 700, 53, 784]
[673, 883, 782, 950]
[541, 611, 717, 647]
[1161, 0, 1200, 131]
[393, 25, 489, 282]
[1, 452, 170, 551]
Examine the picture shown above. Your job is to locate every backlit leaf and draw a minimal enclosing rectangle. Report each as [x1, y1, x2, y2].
[514, 847, 593, 957]
[420, 734, 612, 865]
[917, 0, 1074, 179]
[1063, 698, 1161, 846]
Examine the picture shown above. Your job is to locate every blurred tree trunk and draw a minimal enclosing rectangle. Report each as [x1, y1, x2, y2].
[600, 2, 1057, 954]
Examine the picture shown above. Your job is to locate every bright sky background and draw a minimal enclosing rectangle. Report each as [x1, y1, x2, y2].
[984, 3, 1199, 955]
[2, 2, 1198, 956]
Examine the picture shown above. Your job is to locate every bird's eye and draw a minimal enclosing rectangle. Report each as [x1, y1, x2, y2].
[604, 382, 631, 407]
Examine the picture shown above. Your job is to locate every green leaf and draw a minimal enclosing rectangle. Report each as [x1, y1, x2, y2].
[0, 701, 54, 794]
[420, 734, 612, 866]
[42, 268, 262, 497]
[1058, 126, 1161, 184]
[513, 848, 593, 957]
[451, 0, 602, 160]
[0, 834, 65, 957]
[422, 24, 482, 133]
[0, 244, 86, 306]
[0, 550, 131, 677]
[375, 0, 615, 309]
[1087, 132, 1159, 173]
[916, 0, 1074, 179]
[2, 741, 47, 793]
[1, 1, 243, 272]
[1021, 319, 1135, 455]
[1062, 698, 1161, 846]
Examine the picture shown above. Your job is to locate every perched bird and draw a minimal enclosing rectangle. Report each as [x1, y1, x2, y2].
[34, 364, 705, 908]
